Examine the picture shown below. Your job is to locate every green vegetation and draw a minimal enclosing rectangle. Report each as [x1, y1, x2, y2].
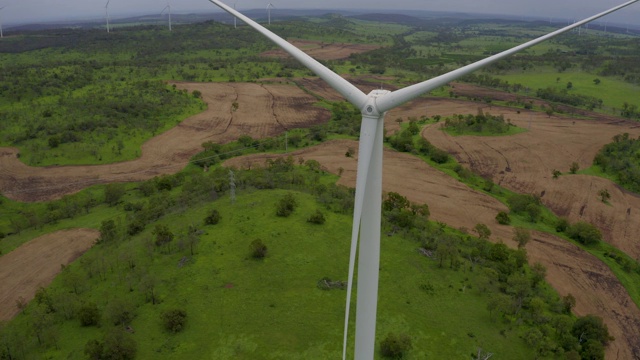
[0, 162, 609, 358]
[1, 12, 640, 360]
[593, 133, 640, 193]
[442, 111, 526, 136]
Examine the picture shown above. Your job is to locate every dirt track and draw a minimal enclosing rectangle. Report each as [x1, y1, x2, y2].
[0, 82, 329, 202]
[0, 228, 99, 321]
[223, 139, 640, 359]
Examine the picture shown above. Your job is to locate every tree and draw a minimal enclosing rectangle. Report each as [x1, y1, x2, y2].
[561, 294, 576, 314]
[153, 224, 174, 249]
[78, 302, 100, 326]
[250, 239, 267, 259]
[593, 78, 601, 85]
[379, 332, 412, 359]
[104, 183, 126, 206]
[98, 219, 117, 243]
[513, 227, 531, 249]
[307, 209, 326, 224]
[566, 222, 602, 245]
[495, 211, 511, 225]
[569, 162, 580, 174]
[572, 315, 612, 346]
[552, 169, 561, 179]
[102, 328, 137, 359]
[204, 208, 221, 225]
[104, 297, 136, 326]
[276, 193, 297, 217]
[161, 309, 187, 333]
[525, 203, 541, 222]
[566, 81, 573, 89]
[474, 223, 491, 239]
[598, 189, 611, 203]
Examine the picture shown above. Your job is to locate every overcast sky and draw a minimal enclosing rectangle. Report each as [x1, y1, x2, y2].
[1, 0, 639, 27]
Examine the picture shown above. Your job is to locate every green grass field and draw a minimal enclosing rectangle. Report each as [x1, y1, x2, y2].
[496, 70, 640, 110]
[5, 188, 537, 359]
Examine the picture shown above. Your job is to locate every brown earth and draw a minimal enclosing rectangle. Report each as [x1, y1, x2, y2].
[0, 228, 99, 321]
[261, 39, 380, 60]
[418, 89, 640, 260]
[0, 82, 329, 202]
[223, 139, 640, 359]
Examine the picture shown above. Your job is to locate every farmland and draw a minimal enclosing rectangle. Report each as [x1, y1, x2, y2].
[1, 9, 639, 360]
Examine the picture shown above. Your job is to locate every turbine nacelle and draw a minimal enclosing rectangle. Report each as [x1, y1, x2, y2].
[362, 89, 391, 117]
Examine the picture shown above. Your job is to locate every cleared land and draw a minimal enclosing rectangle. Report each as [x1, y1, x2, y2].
[0, 228, 99, 321]
[0, 82, 329, 202]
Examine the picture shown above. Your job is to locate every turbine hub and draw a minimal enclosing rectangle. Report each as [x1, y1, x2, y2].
[362, 89, 391, 116]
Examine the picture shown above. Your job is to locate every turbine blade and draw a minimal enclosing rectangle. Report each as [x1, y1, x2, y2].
[342, 115, 381, 360]
[207, 0, 368, 109]
[375, 0, 639, 113]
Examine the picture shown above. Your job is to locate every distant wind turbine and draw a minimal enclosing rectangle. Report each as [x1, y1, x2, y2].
[266, 2, 274, 25]
[206, 0, 639, 359]
[161, 3, 172, 31]
[0, 6, 5, 39]
[233, 1, 237, 29]
[105, 0, 111, 33]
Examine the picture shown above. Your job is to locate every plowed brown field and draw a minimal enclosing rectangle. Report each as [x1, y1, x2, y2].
[0, 82, 329, 202]
[0, 228, 99, 321]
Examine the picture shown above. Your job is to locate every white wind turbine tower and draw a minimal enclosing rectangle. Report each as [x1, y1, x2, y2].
[233, 2, 237, 29]
[105, 0, 111, 33]
[0, 6, 5, 39]
[161, 3, 172, 31]
[206, 0, 639, 359]
[266, 2, 274, 25]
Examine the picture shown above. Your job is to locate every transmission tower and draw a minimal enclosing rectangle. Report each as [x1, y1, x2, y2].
[229, 170, 236, 204]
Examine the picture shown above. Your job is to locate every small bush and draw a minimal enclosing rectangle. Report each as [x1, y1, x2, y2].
[380, 332, 412, 359]
[307, 209, 326, 224]
[204, 209, 221, 225]
[566, 221, 602, 245]
[495, 211, 511, 225]
[250, 239, 267, 259]
[78, 302, 100, 327]
[276, 193, 297, 217]
[161, 309, 187, 333]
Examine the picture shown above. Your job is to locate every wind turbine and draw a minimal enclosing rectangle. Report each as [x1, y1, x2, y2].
[105, 0, 111, 33]
[206, 0, 639, 358]
[0, 6, 5, 39]
[233, 1, 237, 29]
[266, 2, 274, 25]
[161, 3, 172, 31]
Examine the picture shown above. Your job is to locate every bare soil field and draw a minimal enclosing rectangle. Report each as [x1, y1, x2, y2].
[261, 39, 380, 60]
[0, 82, 329, 202]
[223, 139, 640, 359]
[0, 228, 99, 321]
[418, 89, 640, 260]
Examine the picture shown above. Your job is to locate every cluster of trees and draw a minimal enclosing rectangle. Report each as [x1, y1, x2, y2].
[535, 87, 603, 111]
[593, 133, 640, 192]
[387, 118, 450, 164]
[443, 112, 514, 135]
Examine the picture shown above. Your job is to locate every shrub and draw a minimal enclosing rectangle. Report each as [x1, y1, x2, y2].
[161, 309, 187, 333]
[380, 332, 412, 359]
[307, 209, 326, 224]
[276, 193, 297, 217]
[495, 211, 511, 225]
[78, 302, 100, 327]
[250, 239, 267, 259]
[566, 222, 602, 245]
[555, 218, 569, 232]
[204, 208, 221, 225]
